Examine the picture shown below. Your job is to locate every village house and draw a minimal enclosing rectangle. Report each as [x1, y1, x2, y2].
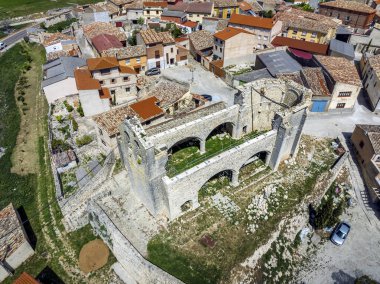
[202, 17, 229, 33]
[143, 1, 168, 20]
[101, 45, 147, 73]
[0, 204, 35, 282]
[274, 8, 339, 44]
[136, 29, 178, 69]
[83, 22, 127, 53]
[161, 9, 187, 24]
[107, 0, 133, 14]
[351, 124, 380, 203]
[87, 57, 138, 104]
[91, 33, 123, 56]
[168, 2, 214, 23]
[213, 27, 256, 66]
[314, 55, 361, 111]
[42, 56, 86, 104]
[189, 30, 214, 65]
[74, 68, 111, 116]
[228, 14, 274, 49]
[81, 4, 111, 25]
[271, 36, 329, 56]
[41, 32, 80, 61]
[361, 53, 380, 112]
[124, 1, 144, 24]
[212, 0, 239, 19]
[319, 0, 376, 30]
[349, 23, 380, 55]
[239, 1, 262, 16]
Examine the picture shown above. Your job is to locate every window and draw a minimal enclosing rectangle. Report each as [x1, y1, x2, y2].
[125, 59, 130, 64]
[101, 139, 106, 146]
[125, 87, 130, 92]
[329, 12, 332, 16]
[345, 16, 350, 21]
[171, 47, 173, 53]
[301, 31, 307, 36]
[220, 47, 222, 52]
[155, 50, 160, 58]
[156, 11, 159, 14]
[111, 90, 115, 95]
[336, 103, 346, 108]
[257, 35, 261, 40]
[311, 32, 317, 38]
[375, 81, 377, 88]
[100, 68, 111, 75]
[257, 44, 262, 49]
[136, 57, 141, 63]
[243, 126, 247, 133]
[99, 128, 103, 136]
[359, 141, 364, 148]
[337, 13, 340, 19]
[293, 29, 298, 34]
[263, 36, 268, 41]
[123, 76, 129, 82]
[338, 91, 352, 97]
[111, 78, 116, 84]
[147, 10, 150, 14]
[99, 80, 104, 85]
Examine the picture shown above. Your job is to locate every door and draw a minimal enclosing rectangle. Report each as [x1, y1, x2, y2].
[311, 100, 328, 112]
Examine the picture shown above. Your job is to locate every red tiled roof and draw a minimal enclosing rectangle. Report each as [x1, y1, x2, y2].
[74, 69, 101, 90]
[129, 96, 164, 121]
[91, 34, 123, 53]
[119, 65, 138, 74]
[13, 272, 39, 284]
[271, 36, 328, 55]
[214, 27, 254, 40]
[239, 1, 253, 11]
[229, 14, 273, 29]
[182, 21, 198, 28]
[319, 0, 375, 14]
[87, 57, 119, 71]
[99, 87, 111, 99]
[143, 1, 168, 7]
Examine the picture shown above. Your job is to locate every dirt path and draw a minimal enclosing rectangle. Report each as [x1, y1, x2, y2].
[79, 239, 109, 274]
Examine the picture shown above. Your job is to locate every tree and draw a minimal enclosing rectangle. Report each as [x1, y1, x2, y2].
[137, 17, 145, 25]
[261, 10, 273, 18]
[128, 29, 139, 46]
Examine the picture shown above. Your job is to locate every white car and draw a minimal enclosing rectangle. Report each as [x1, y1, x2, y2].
[0, 42, 7, 50]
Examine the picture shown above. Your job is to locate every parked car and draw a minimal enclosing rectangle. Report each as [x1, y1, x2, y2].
[330, 222, 350, 246]
[201, 94, 212, 101]
[0, 42, 7, 50]
[145, 67, 160, 76]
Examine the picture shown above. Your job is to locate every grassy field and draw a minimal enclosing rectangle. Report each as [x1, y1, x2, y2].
[148, 137, 337, 284]
[0, 0, 101, 20]
[0, 43, 115, 283]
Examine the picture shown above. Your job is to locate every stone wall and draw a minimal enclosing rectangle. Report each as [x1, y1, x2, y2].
[162, 130, 278, 219]
[59, 150, 115, 232]
[88, 201, 184, 284]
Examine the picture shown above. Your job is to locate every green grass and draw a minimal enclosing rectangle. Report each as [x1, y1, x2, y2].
[0, 0, 102, 20]
[166, 131, 267, 177]
[44, 18, 77, 33]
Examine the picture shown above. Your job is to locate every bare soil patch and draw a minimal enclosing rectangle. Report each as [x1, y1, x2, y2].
[79, 239, 110, 274]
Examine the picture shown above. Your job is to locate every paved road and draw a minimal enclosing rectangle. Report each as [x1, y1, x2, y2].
[1, 23, 40, 51]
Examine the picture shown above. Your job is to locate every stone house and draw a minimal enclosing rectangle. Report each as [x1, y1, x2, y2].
[124, 1, 144, 24]
[87, 57, 138, 104]
[314, 55, 362, 111]
[239, 1, 262, 16]
[136, 29, 178, 69]
[0, 204, 34, 282]
[361, 53, 380, 112]
[161, 9, 187, 24]
[41, 32, 80, 61]
[188, 30, 214, 63]
[213, 27, 256, 67]
[168, 2, 214, 23]
[319, 0, 376, 30]
[82, 4, 111, 25]
[91, 33, 123, 56]
[271, 36, 329, 56]
[42, 56, 86, 104]
[351, 124, 380, 203]
[101, 45, 147, 74]
[212, 0, 239, 19]
[349, 23, 380, 54]
[143, 1, 168, 20]
[83, 22, 127, 52]
[228, 14, 274, 50]
[274, 8, 339, 44]
[74, 69, 111, 117]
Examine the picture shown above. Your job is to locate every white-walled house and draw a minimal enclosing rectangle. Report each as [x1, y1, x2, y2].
[42, 57, 86, 104]
[314, 55, 362, 111]
[361, 53, 380, 112]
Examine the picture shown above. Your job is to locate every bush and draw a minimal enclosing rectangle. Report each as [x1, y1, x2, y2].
[55, 115, 64, 123]
[77, 103, 84, 117]
[46, 18, 77, 33]
[71, 117, 78, 131]
[64, 100, 74, 112]
[52, 138, 70, 151]
[76, 135, 93, 147]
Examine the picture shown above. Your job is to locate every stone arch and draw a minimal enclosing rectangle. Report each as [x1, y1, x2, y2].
[285, 88, 302, 106]
[167, 137, 202, 155]
[240, 150, 271, 168]
[180, 200, 193, 212]
[205, 122, 235, 140]
[197, 169, 238, 200]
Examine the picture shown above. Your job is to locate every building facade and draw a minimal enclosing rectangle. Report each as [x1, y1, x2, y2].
[361, 54, 380, 111]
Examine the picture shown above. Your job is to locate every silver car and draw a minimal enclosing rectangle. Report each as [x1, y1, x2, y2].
[330, 222, 350, 246]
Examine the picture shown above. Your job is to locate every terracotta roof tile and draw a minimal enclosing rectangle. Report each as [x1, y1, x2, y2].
[271, 36, 328, 55]
[212, 0, 239, 8]
[42, 32, 75, 46]
[320, 0, 375, 14]
[139, 29, 175, 45]
[101, 45, 146, 59]
[13, 272, 39, 284]
[91, 34, 123, 53]
[301, 67, 330, 97]
[119, 65, 138, 74]
[143, 1, 168, 8]
[189, 30, 214, 51]
[147, 79, 189, 108]
[368, 54, 380, 78]
[100, 87, 112, 99]
[83, 22, 127, 41]
[229, 14, 273, 29]
[130, 96, 164, 121]
[93, 105, 135, 136]
[168, 2, 213, 13]
[87, 57, 119, 71]
[74, 69, 101, 90]
[214, 26, 254, 40]
[315, 55, 361, 86]
[182, 21, 198, 28]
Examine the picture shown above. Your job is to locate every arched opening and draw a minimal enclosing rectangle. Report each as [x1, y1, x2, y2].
[180, 200, 193, 212]
[166, 137, 202, 176]
[198, 170, 233, 201]
[206, 122, 234, 140]
[240, 151, 269, 181]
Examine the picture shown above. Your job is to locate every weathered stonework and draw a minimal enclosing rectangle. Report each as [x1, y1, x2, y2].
[119, 78, 312, 220]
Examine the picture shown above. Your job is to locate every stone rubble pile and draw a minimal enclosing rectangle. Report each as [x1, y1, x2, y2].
[211, 193, 240, 222]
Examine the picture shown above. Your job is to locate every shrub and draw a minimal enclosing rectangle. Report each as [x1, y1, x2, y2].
[71, 117, 78, 131]
[55, 115, 64, 123]
[76, 135, 93, 147]
[52, 138, 70, 151]
[64, 100, 74, 112]
[77, 103, 84, 117]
